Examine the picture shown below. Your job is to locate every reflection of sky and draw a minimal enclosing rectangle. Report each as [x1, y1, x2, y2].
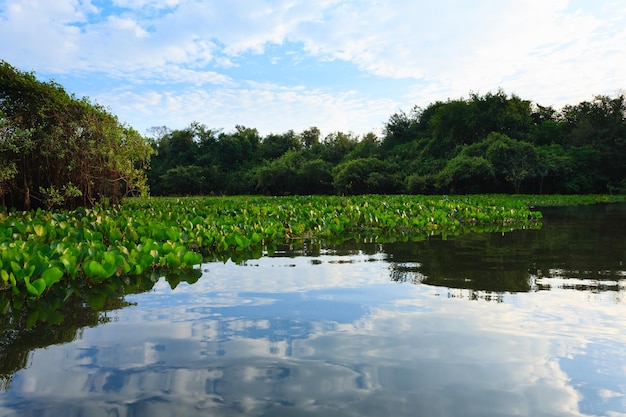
[1, 254, 626, 417]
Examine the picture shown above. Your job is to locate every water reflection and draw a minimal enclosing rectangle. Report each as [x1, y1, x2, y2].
[386, 203, 626, 295]
[0, 203, 625, 416]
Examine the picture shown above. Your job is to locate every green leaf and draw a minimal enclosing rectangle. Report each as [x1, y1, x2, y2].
[30, 278, 47, 296]
[250, 232, 262, 244]
[26, 310, 39, 328]
[101, 262, 117, 279]
[84, 260, 105, 279]
[24, 276, 46, 297]
[165, 253, 181, 269]
[85, 292, 106, 310]
[10, 261, 22, 275]
[41, 267, 63, 287]
[165, 228, 180, 241]
[108, 228, 122, 242]
[103, 251, 117, 265]
[23, 264, 35, 279]
[182, 250, 202, 266]
[33, 224, 45, 237]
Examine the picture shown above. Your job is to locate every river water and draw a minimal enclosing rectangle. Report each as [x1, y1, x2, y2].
[1, 203, 625, 417]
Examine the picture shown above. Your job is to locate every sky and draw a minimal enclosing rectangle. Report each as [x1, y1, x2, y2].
[1, 0, 625, 138]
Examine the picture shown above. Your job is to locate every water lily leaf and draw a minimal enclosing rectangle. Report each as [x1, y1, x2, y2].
[85, 292, 106, 310]
[23, 264, 36, 279]
[31, 278, 47, 295]
[182, 250, 202, 266]
[10, 261, 22, 275]
[250, 232, 262, 244]
[26, 310, 39, 328]
[42, 267, 64, 287]
[25, 276, 46, 297]
[165, 228, 180, 241]
[103, 251, 117, 265]
[166, 252, 180, 269]
[108, 228, 122, 242]
[101, 262, 117, 278]
[84, 260, 105, 279]
[33, 224, 45, 237]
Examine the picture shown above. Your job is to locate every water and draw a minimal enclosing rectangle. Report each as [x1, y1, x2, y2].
[1, 204, 625, 417]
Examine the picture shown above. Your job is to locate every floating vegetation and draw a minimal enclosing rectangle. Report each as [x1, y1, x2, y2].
[1, 194, 622, 303]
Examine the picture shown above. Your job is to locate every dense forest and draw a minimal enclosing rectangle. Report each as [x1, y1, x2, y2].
[148, 90, 625, 196]
[2, 59, 625, 211]
[0, 61, 153, 211]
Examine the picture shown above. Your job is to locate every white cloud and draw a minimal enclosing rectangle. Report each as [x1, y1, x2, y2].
[98, 83, 397, 135]
[107, 15, 149, 38]
[1, 0, 624, 133]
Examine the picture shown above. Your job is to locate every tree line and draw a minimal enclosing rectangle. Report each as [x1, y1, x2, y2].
[1, 61, 153, 211]
[2, 59, 624, 210]
[148, 90, 625, 196]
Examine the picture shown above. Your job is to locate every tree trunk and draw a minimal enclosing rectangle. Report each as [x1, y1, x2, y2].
[23, 176, 31, 211]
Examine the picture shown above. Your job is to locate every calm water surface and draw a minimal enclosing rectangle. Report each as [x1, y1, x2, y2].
[1, 204, 625, 417]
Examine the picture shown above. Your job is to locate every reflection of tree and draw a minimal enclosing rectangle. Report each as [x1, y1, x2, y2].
[528, 204, 626, 280]
[385, 203, 626, 297]
[0, 295, 121, 390]
[0, 271, 178, 391]
[386, 231, 535, 293]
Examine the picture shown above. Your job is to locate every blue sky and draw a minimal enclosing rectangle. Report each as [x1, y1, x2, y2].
[1, 0, 624, 137]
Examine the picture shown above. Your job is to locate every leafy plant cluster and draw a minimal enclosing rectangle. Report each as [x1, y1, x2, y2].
[148, 91, 626, 196]
[0, 61, 153, 211]
[0, 194, 548, 299]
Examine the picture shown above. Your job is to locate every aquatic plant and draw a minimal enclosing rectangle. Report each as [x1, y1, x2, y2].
[2, 194, 620, 299]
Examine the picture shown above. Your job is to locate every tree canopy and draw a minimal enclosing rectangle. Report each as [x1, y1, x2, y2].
[0, 61, 153, 210]
[2, 60, 624, 207]
[147, 90, 625, 197]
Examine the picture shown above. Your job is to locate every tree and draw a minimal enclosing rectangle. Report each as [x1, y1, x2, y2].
[560, 94, 626, 191]
[0, 61, 152, 210]
[468, 90, 532, 140]
[483, 133, 538, 193]
[382, 109, 419, 150]
[347, 132, 380, 159]
[332, 158, 400, 195]
[436, 154, 495, 194]
[300, 127, 321, 149]
[317, 131, 358, 164]
[533, 144, 571, 194]
[159, 165, 206, 195]
[260, 130, 302, 160]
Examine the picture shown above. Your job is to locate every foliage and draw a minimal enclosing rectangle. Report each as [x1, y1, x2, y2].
[436, 155, 495, 194]
[0, 194, 562, 300]
[144, 91, 625, 198]
[0, 61, 153, 211]
[332, 157, 401, 195]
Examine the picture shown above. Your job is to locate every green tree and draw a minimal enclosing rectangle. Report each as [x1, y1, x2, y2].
[260, 130, 302, 160]
[332, 157, 400, 195]
[159, 165, 206, 195]
[300, 126, 321, 149]
[0, 61, 152, 210]
[560, 94, 626, 191]
[317, 132, 358, 164]
[436, 154, 495, 194]
[483, 133, 538, 193]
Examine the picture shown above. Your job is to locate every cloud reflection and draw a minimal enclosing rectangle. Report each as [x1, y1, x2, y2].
[1, 253, 626, 417]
